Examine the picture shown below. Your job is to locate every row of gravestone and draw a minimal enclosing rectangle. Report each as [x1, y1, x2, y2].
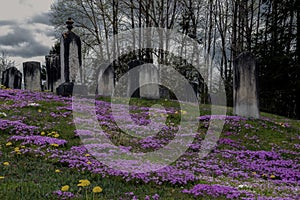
[1, 53, 259, 119]
[45, 57, 164, 99]
[1, 62, 43, 91]
[1, 17, 260, 119]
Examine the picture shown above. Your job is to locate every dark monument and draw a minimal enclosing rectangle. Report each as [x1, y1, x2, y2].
[1, 67, 22, 89]
[45, 54, 61, 92]
[57, 18, 87, 97]
[233, 52, 260, 118]
[23, 61, 42, 91]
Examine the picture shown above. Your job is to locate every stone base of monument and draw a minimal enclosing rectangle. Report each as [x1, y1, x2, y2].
[56, 82, 88, 97]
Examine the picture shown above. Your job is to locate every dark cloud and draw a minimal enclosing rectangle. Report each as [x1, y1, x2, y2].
[0, 27, 34, 46]
[28, 12, 51, 25]
[6, 42, 49, 58]
[0, 20, 17, 26]
[0, 26, 50, 58]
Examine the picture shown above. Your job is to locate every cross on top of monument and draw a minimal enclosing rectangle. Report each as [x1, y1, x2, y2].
[66, 18, 74, 31]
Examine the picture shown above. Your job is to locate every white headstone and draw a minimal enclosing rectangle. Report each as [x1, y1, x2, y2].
[97, 63, 114, 97]
[233, 52, 260, 118]
[139, 63, 160, 99]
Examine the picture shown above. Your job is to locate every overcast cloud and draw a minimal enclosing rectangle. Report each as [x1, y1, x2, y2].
[0, 0, 56, 67]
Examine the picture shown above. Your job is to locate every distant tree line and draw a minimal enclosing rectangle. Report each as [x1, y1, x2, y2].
[50, 0, 300, 119]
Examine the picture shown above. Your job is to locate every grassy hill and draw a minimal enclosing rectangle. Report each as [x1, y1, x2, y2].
[0, 88, 299, 200]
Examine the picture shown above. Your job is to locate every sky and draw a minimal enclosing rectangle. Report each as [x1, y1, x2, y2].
[0, 0, 57, 69]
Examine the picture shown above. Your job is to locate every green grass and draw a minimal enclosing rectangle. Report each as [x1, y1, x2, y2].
[0, 95, 299, 199]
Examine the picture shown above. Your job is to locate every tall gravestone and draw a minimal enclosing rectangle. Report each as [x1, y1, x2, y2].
[139, 63, 160, 99]
[45, 54, 61, 92]
[23, 61, 42, 91]
[57, 18, 87, 97]
[1, 67, 22, 89]
[96, 63, 114, 97]
[233, 52, 260, 118]
[127, 60, 144, 98]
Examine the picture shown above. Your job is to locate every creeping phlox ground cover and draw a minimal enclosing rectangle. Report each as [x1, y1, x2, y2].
[0, 88, 299, 200]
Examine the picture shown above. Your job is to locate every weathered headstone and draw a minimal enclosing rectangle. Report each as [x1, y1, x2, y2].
[23, 61, 42, 91]
[96, 63, 114, 97]
[1, 67, 22, 89]
[45, 54, 61, 92]
[60, 18, 82, 83]
[57, 18, 87, 97]
[233, 52, 260, 118]
[139, 63, 160, 99]
[127, 60, 144, 98]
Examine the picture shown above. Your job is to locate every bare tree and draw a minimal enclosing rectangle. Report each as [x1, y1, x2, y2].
[0, 51, 15, 84]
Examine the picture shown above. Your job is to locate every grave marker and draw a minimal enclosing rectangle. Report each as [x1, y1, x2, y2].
[57, 18, 87, 97]
[127, 60, 144, 98]
[23, 61, 41, 91]
[139, 63, 160, 99]
[96, 63, 114, 97]
[45, 54, 61, 92]
[1, 67, 22, 89]
[233, 52, 260, 118]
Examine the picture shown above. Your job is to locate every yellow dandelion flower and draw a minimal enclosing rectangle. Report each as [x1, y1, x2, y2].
[38, 109, 42, 113]
[21, 146, 25, 148]
[51, 143, 59, 147]
[14, 147, 20, 154]
[55, 169, 61, 173]
[6, 142, 12, 146]
[93, 186, 103, 193]
[3, 162, 9, 166]
[85, 154, 90, 157]
[270, 175, 276, 179]
[41, 131, 45, 136]
[61, 185, 70, 192]
[77, 179, 90, 187]
[87, 161, 92, 165]
[53, 133, 60, 138]
[0, 176, 4, 179]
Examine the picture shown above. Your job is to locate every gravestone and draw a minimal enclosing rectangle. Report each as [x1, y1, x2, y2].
[1, 67, 22, 89]
[45, 54, 61, 92]
[159, 85, 170, 99]
[23, 61, 42, 91]
[139, 63, 160, 99]
[60, 18, 82, 83]
[233, 52, 260, 118]
[57, 18, 87, 97]
[127, 60, 144, 98]
[183, 70, 200, 102]
[96, 63, 114, 97]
